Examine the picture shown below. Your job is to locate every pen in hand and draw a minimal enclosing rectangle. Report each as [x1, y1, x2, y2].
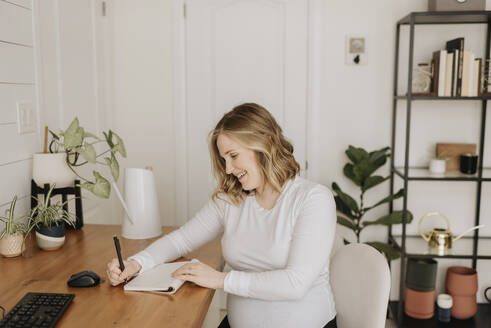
[113, 236, 126, 282]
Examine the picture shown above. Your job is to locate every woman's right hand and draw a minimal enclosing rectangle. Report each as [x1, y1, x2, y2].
[106, 258, 142, 286]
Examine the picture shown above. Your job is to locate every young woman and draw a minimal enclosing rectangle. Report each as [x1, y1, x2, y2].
[107, 103, 337, 328]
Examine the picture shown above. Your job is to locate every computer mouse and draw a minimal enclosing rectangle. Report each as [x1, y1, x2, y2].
[67, 270, 101, 288]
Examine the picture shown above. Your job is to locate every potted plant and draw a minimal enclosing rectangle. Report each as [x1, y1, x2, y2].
[0, 196, 29, 257]
[332, 145, 413, 260]
[28, 184, 76, 251]
[33, 118, 126, 198]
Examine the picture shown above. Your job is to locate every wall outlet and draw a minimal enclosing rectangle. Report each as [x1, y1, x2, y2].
[16, 101, 36, 134]
[345, 35, 367, 65]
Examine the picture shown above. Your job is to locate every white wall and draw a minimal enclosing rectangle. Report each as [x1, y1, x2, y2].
[107, 0, 176, 226]
[318, 0, 491, 302]
[0, 0, 38, 223]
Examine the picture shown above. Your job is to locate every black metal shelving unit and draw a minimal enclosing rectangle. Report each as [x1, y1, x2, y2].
[388, 11, 491, 327]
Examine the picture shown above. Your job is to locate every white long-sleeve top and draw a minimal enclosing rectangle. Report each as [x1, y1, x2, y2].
[128, 176, 337, 328]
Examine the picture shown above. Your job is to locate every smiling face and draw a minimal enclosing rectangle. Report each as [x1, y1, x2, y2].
[216, 133, 264, 192]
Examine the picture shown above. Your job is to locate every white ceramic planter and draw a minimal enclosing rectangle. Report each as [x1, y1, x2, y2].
[35, 232, 65, 251]
[33, 153, 76, 188]
[0, 233, 25, 257]
[429, 159, 446, 174]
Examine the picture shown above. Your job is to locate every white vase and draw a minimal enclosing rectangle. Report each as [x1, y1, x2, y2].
[33, 153, 76, 188]
[0, 233, 25, 257]
[121, 168, 162, 239]
[429, 159, 446, 174]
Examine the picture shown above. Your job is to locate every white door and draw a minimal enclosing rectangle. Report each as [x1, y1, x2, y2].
[177, 0, 310, 224]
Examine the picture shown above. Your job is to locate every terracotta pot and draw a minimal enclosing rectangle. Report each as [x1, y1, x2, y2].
[406, 258, 437, 291]
[0, 233, 25, 257]
[445, 266, 478, 319]
[451, 295, 477, 319]
[404, 286, 435, 319]
[446, 266, 478, 296]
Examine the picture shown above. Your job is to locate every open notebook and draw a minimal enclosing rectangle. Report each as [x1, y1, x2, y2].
[124, 259, 198, 295]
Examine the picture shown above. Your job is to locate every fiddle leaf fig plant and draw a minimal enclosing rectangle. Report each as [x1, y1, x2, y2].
[333, 145, 413, 260]
[49, 118, 126, 198]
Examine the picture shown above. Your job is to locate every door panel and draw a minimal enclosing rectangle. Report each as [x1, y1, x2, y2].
[184, 0, 308, 219]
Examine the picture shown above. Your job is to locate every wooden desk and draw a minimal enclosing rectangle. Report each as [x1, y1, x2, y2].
[0, 225, 224, 327]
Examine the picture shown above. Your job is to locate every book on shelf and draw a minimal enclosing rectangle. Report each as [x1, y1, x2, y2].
[461, 50, 473, 97]
[436, 50, 447, 96]
[475, 58, 482, 96]
[446, 37, 464, 96]
[444, 52, 454, 96]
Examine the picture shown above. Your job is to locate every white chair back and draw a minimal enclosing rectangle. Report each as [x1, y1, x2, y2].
[330, 243, 391, 328]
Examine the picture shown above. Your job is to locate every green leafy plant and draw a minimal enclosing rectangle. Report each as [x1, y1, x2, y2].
[0, 196, 29, 239]
[48, 118, 126, 198]
[28, 184, 76, 231]
[332, 145, 413, 260]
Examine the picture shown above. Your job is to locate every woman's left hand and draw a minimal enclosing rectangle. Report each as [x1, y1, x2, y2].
[172, 261, 227, 290]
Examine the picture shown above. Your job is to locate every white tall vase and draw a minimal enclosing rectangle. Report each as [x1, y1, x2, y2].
[122, 168, 161, 239]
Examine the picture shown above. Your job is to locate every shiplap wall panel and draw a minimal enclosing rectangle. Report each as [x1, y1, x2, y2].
[0, 1, 33, 46]
[0, 0, 35, 226]
[0, 84, 35, 123]
[0, 43, 35, 83]
[3, 0, 31, 10]
[0, 160, 32, 205]
[1, 124, 38, 165]
[0, 196, 30, 223]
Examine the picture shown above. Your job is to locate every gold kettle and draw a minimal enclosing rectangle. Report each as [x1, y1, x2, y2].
[418, 212, 485, 250]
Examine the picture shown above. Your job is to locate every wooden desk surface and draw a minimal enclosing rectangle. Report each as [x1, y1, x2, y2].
[0, 225, 224, 328]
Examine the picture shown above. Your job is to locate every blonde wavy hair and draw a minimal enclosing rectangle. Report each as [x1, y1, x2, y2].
[209, 103, 300, 206]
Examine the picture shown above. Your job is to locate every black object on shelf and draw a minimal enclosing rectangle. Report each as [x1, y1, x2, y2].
[31, 179, 84, 230]
[389, 10, 491, 326]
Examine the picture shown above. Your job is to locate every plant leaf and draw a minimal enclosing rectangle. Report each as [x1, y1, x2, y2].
[353, 159, 379, 185]
[63, 118, 84, 149]
[363, 210, 413, 227]
[362, 175, 389, 192]
[92, 171, 110, 198]
[83, 131, 100, 140]
[345, 145, 369, 164]
[104, 130, 114, 148]
[337, 215, 357, 231]
[368, 147, 390, 167]
[364, 188, 404, 212]
[104, 154, 120, 182]
[334, 196, 356, 219]
[110, 131, 126, 158]
[343, 164, 362, 186]
[80, 142, 97, 163]
[366, 241, 400, 260]
[48, 129, 60, 140]
[79, 182, 95, 193]
[332, 183, 359, 214]
[343, 239, 350, 245]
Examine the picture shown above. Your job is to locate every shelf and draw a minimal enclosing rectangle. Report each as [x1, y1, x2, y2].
[397, 11, 491, 25]
[395, 95, 491, 100]
[392, 167, 491, 182]
[390, 235, 491, 259]
[389, 301, 491, 328]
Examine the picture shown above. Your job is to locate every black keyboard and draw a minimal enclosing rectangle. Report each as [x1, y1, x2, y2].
[0, 292, 74, 328]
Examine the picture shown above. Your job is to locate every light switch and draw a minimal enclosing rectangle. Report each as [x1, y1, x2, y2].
[345, 35, 367, 65]
[16, 101, 36, 134]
